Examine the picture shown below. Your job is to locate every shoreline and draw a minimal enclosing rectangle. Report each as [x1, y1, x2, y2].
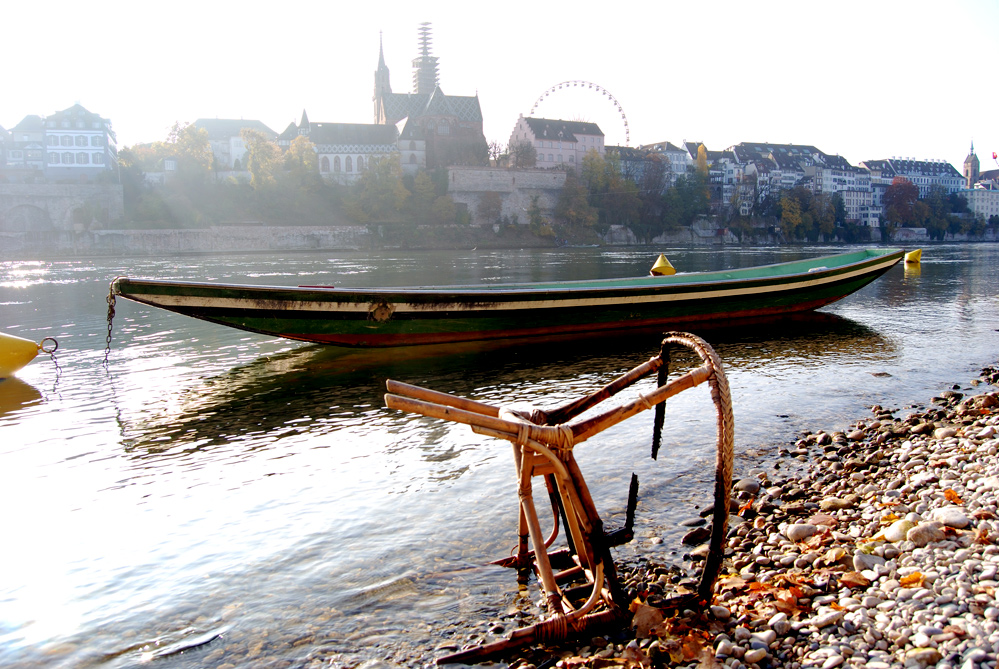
[447, 363, 999, 669]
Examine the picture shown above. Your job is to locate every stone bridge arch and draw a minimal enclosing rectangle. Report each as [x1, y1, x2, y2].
[1, 204, 53, 232]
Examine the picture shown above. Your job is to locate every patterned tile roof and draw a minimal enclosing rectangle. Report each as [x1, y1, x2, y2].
[381, 86, 483, 123]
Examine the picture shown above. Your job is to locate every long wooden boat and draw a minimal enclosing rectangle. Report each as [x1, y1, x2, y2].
[109, 248, 904, 348]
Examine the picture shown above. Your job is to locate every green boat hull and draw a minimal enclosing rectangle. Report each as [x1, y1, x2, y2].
[111, 249, 904, 348]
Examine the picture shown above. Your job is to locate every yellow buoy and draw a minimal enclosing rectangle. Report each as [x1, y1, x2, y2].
[0, 332, 42, 379]
[905, 249, 921, 264]
[650, 253, 676, 276]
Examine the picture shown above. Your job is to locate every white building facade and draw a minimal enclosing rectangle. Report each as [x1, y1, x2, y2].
[508, 115, 604, 170]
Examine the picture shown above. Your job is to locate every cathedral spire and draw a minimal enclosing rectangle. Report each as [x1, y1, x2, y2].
[374, 30, 392, 123]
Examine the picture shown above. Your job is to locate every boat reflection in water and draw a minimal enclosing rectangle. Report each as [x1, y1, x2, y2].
[117, 310, 895, 466]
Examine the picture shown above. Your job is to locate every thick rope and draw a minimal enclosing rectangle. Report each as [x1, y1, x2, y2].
[660, 332, 734, 601]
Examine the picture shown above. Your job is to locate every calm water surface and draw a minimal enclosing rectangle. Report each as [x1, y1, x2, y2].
[1, 244, 997, 668]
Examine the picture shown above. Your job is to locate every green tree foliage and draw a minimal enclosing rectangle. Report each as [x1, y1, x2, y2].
[241, 128, 282, 190]
[344, 156, 410, 223]
[430, 195, 457, 224]
[283, 136, 320, 190]
[555, 169, 598, 229]
[477, 191, 503, 224]
[410, 170, 437, 223]
[167, 122, 213, 176]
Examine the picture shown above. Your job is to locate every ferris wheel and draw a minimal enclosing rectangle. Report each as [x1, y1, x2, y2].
[529, 80, 630, 146]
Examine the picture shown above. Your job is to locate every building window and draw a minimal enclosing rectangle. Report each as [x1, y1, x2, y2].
[548, 154, 554, 162]
[47, 136, 59, 146]
[409, 154, 417, 164]
[62, 121, 70, 128]
[93, 153, 104, 164]
[75, 136, 87, 147]
[48, 152, 59, 164]
[91, 136, 103, 146]
[334, 156, 341, 172]
[557, 154, 562, 163]
[321, 156, 330, 172]
[409, 140, 416, 150]
[345, 156, 353, 172]
[77, 152, 89, 164]
[61, 136, 73, 146]
[356, 156, 364, 171]
[437, 122, 449, 135]
[570, 155, 575, 163]
[62, 152, 74, 164]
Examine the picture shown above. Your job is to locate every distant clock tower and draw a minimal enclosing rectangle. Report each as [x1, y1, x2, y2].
[964, 141, 980, 189]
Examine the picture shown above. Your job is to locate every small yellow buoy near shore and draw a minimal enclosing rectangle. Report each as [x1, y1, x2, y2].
[0, 332, 55, 380]
[650, 253, 676, 276]
[905, 249, 922, 264]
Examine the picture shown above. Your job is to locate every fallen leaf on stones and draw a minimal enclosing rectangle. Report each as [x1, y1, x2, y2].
[975, 528, 993, 545]
[682, 634, 708, 661]
[696, 645, 723, 668]
[807, 512, 838, 527]
[880, 512, 900, 524]
[840, 571, 871, 588]
[972, 509, 996, 520]
[739, 499, 754, 515]
[716, 576, 747, 592]
[631, 604, 664, 638]
[900, 572, 924, 588]
[944, 489, 965, 505]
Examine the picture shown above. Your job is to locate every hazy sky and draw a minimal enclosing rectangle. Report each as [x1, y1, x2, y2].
[5, 0, 997, 173]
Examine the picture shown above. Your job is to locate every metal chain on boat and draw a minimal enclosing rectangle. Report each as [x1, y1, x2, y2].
[104, 284, 116, 366]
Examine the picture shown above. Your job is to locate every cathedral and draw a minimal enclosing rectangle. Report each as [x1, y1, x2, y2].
[373, 23, 488, 169]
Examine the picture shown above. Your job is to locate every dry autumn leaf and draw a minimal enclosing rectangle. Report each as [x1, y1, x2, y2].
[900, 572, 924, 588]
[839, 571, 871, 588]
[945, 489, 965, 505]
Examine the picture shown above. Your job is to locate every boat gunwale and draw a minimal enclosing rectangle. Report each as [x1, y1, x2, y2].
[113, 249, 904, 302]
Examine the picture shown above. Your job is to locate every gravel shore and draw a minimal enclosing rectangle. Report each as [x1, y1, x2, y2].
[487, 364, 999, 669]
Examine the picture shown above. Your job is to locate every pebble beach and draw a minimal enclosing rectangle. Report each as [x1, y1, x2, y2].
[467, 363, 999, 669]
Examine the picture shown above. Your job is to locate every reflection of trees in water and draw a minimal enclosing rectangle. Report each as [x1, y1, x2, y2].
[120, 312, 891, 463]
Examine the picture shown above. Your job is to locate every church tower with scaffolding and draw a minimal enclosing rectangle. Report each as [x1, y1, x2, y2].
[372, 22, 487, 169]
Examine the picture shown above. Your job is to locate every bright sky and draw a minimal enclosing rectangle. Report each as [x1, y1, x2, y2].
[5, 0, 998, 173]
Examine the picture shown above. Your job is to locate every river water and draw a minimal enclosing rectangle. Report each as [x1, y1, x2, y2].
[1, 244, 997, 668]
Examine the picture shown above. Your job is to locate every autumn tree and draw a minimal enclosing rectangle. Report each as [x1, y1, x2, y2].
[283, 136, 320, 189]
[431, 195, 457, 224]
[779, 194, 802, 236]
[167, 122, 213, 178]
[883, 177, 920, 226]
[241, 128, 282, 189]
[410, 170, 437, 222]
[343, 156, 410, 223]
[555, 169, 598, 229]
[477, 191, 503, 224]
[509, 141, 537, 168]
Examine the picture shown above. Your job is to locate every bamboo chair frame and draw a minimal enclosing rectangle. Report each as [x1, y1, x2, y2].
[384, 332, 735, 664]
